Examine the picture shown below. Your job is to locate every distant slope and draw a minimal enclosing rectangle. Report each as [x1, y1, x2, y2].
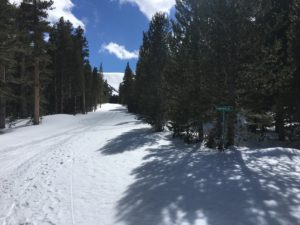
[103, 73, 123, 95]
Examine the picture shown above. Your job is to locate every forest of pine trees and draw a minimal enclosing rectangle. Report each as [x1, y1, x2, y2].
[2, 0, 300, 148]
[119, 0, 300, 148]
[0, 0, 110, 128]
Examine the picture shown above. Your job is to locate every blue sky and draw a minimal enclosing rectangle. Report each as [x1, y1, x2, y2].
[10, 0, 175, 72]
[72, 0, 175, 72]
[74, 0, 150, 72]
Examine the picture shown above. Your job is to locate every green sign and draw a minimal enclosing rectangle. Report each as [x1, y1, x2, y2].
[215, 106, 233, 112]
[215, 105, 233, 150]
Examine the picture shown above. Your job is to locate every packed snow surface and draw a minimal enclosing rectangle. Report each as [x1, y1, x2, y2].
[0, 104, 300, 225]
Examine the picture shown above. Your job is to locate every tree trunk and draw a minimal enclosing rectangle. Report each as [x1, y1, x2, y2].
[275, 102, 285, 141]
[82, 73, 86, 114]
[227, 111, 236, 147]
[74, 96, 77, 114]
[0, 66, 6, 129]
[33, 58, 40, 125]
[20, 55, 27, 118]
[198, 120, 204, 142]
[0, 96, 5, 129]
[60, 73, 64, 113]
[54, 76, 57, 113]
[226, 55, 237, 147]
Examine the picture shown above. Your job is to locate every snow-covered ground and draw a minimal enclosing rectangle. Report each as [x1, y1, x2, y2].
[103, 72, 123, 94]
[0, 104, 300, 225]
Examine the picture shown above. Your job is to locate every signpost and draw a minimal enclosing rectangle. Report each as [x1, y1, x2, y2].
[215, 106, 233, 149]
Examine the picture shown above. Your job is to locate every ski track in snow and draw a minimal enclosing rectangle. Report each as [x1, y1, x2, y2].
[0, 104, 149, 225]
[0, 104, 300, 225]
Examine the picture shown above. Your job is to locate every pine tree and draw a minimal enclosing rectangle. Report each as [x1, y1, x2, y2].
[73, 26, 88, 114]
[14, 1, 32, 119]
[84, 61, 93, 112]
[102, 80, 112, 103]
[91, 67, 99, 111]
[119, 63, 134, 108]
[166, 0, 213, 142]
[98, 63, 104, 108]
[208, 0, 257, 147]
[287, 0, 300, 124]
[0, 0, 16, 128]
[48, 18, 90, 115]
[165, 0, 258, 146]
[49, 18, 75, 114]
[248, 0, 294, 141]
[1, 1, 107, 127]
[19, 0, 53, 125]
[135, 12, 170, 132]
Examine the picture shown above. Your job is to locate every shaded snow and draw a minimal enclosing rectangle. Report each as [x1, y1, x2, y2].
[0, 104, 300, 225]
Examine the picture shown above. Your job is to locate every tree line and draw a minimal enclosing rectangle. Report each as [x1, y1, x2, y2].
[0, 0, 110, 128]
[119, 0, 300, 148]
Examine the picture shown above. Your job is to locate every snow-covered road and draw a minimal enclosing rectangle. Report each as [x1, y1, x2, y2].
[0, 104, 300, 225]
[0, 104, 151, 225]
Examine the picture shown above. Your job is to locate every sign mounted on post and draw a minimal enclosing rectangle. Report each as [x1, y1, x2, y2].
[215, 105, 233, 150]
[215, 106, 233, 112]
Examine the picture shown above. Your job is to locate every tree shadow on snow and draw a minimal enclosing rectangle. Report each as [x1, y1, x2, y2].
[109, 108, 129, 113]
[115, 139, 300, 225]
[114, 121, 143, 126]
[99, 128, 158, 155]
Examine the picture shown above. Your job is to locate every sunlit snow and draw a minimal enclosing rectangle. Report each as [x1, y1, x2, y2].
[0, 104, 300, 225]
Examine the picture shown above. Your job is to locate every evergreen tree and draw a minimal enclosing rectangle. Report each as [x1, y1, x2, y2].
[288, 0, 300, 124]
[247, 0, 294, 141]
[207, 0, 257, 147]
[15, 2, 33, 119]
[48, 19, 90, 115]
[98, 63, 104, 107]
[48, 18, 75, 114]
[0, 0, 16, 128]
[135, 12, 170, 131]
[91, 67, 99, 111]
[0, 1, 107, 128]
[166, 0, 213, 142]
[73, 26, 88, 114]
[84, 62, 93, 112]
[19, 0, 53, 125]
[102, 80, 112, 103]
[119, 63, 134, 108]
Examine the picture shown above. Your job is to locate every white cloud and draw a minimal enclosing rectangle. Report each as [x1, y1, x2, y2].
[101, 42, 139, 60]
[9, 0, 84, 28]
[118, 0, 175, 20]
